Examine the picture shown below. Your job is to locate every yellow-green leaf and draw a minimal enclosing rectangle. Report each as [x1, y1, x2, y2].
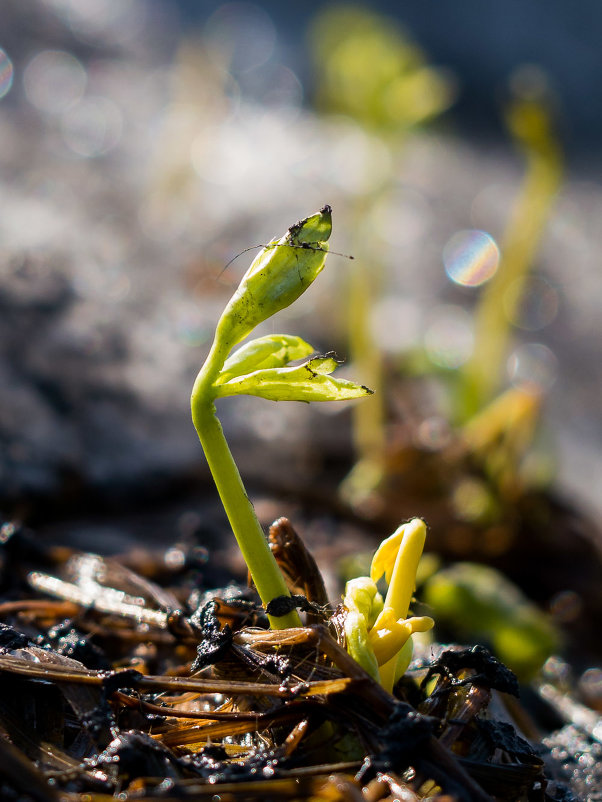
[215, 357, 373, 403]
[370, 527, 404, 585]
[344, 609, 380, 680]
[216, 335, 314, 384]
[343, 576, 383, 630]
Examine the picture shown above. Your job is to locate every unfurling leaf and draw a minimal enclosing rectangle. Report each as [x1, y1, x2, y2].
[215, 357, 373, 403]
[370, 527, 405, 585]
[344, 576, 383, 630]
[217, 334, 314, 384]
[367, 609, 434, 666]
[344, 609, 380, 680]
[370, 518, 427, 588]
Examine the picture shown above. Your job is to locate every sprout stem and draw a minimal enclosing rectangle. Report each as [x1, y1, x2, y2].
[191, 342, 301, 630]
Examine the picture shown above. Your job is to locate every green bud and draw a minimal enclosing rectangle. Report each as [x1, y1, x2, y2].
[216, 334, 314, 384]
[215, 355, 373, 403]
[344, 609, 380, 680]
[216, 206, 332, 349]
[343, 576, 383, 629]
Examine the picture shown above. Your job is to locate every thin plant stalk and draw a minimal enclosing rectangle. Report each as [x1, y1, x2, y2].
[192, 336, 301, 630]
[459, 96, 562, 419]
[348, 198, 387, 466]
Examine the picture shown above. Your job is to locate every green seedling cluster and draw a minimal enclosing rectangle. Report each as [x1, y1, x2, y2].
[191, 207, 372, 630]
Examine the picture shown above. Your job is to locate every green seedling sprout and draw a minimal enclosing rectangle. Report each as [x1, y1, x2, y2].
[191, 207, 372, 630]
[344, 518, 433, 689]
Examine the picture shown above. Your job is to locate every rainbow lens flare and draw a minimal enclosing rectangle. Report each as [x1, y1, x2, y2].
[443, 229, 500, 287]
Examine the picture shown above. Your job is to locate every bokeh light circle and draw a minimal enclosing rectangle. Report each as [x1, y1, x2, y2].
[369, 296, 421, 353]
[203, 3, 276, 74]
[65, 0, 146, 46]
[443, 229, 500, 287]
[424, 305, 473, 369]
[0, 49, 14, 99]
[507, 342, 557, 391]
[61, 96, 123, 157]
[503, 275, 559, 331]
[24, 50, 87, 114]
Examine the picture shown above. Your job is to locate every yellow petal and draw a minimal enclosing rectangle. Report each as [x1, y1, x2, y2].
[368, 611, 434, 665]
[370, 528, 404, 584]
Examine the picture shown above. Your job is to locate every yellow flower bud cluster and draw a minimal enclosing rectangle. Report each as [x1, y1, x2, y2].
[343, 518, 434, 690]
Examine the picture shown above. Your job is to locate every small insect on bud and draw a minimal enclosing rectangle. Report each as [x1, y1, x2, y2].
[215, 206, 333, 349]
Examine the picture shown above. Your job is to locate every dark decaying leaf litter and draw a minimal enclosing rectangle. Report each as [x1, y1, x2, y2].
[0, 515, 598, 802]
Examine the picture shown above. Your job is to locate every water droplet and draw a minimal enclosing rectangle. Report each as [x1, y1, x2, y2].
[164, 546, 186, 571]
[549, 590, 582, 623]
[191, 122, 252, 185]
[508, 64, 552, 101]
[579, 667, 602, 704]
[328, 122, 391, 195]
[0, 49, 14, 100]
[370, 188, 431, 248]
[443, 229, 500, 287]
[452, 478, 493, 523]
[66, 0, 146, 46]
[253, 64, 303, 113]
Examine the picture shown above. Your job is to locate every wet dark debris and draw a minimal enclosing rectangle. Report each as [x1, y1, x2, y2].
[40, 619, 111, 670]
[379, 702, 438, 768]
[422, 644, 521, 697]
[0, 621, 32, 650]
[86, 730, 183, 782]
[190, 600, 234, 671]
[183, 741, 285, 783]
[0, 517, 598, 801]
[474, 719, 539, 763]
[265, 592, 326, 619]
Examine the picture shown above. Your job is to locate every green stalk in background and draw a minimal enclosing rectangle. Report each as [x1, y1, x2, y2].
[310, 6, 454, 507]
[191, 207, 372, 629]
[458, 90, 563, 420]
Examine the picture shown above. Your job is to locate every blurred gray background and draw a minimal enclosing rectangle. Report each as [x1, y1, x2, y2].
[0, 0, 601, 524]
